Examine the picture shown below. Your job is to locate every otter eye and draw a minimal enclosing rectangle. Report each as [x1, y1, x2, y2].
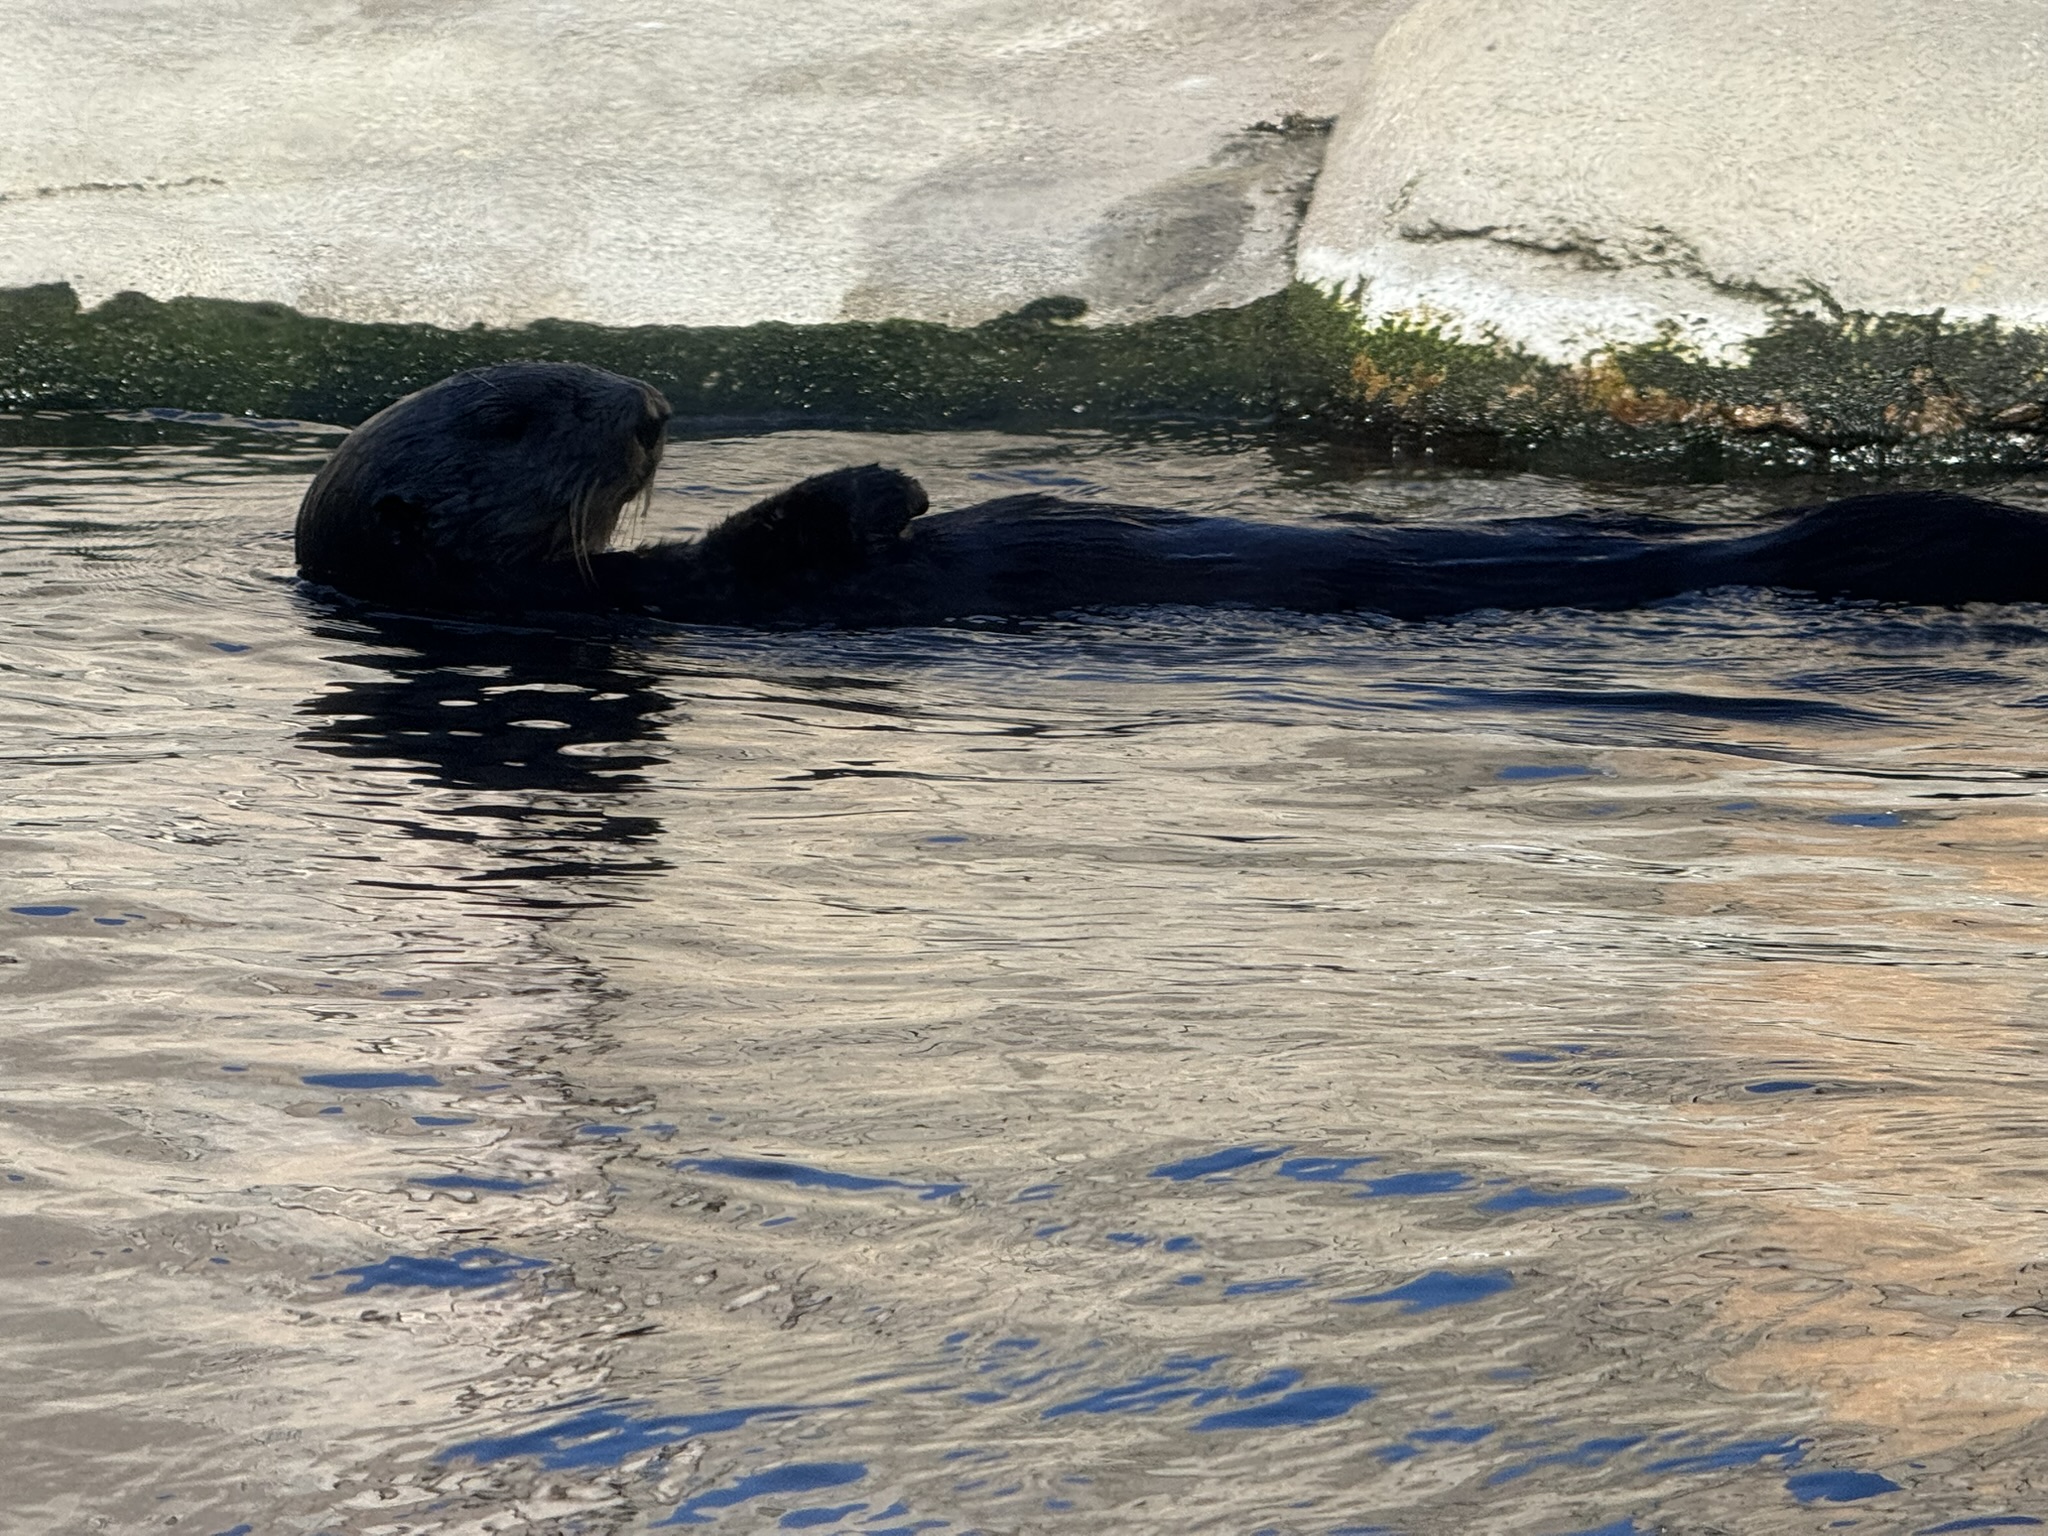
[472, 397, 533, 441]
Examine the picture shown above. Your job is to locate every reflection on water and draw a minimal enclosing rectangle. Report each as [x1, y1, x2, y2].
[2, 419, 2048, 1533]
[297, 615, 675, 901]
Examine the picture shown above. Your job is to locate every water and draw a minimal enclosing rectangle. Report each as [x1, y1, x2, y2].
[5, 415, 2048, 1535]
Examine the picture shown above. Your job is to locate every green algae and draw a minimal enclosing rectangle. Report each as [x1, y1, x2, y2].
[0, 281, 1358, 434]
[1341, 306, 2048, 480]
[3, 280, 2046, 481]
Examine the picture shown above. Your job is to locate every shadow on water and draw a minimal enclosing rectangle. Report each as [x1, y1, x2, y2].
[293, 607, 678, 906]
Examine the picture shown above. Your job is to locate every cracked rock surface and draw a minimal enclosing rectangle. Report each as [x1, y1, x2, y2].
[1296, 0, 2048, 360]
[1, 0, 1394, 330]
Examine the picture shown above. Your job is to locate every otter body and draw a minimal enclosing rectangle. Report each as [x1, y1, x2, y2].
[297, 364, 2048, 626]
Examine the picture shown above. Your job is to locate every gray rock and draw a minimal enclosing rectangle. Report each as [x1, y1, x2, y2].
[0, 0, 1395, 329]
[1297, 0, 2048, 360]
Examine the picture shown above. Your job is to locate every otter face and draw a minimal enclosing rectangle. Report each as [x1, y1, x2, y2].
[295, 362, 672, 604]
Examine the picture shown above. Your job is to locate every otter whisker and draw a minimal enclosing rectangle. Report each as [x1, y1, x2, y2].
[614, 479, 654, 552]
[568, 483, 597, 584]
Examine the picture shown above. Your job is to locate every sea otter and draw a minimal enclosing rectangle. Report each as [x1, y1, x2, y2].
[295, 362, 2048, 625]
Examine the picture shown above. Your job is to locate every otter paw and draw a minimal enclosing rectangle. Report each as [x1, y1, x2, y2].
[700, 464, 929, 586]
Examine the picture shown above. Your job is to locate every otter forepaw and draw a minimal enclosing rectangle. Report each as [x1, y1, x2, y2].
[700, 464, 930, 587]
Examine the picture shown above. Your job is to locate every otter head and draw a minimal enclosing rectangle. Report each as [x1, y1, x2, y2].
[295, 362, 671, 607]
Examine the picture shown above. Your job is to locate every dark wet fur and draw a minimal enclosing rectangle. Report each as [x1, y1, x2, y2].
[296, 362, 671, 610]
[295, 366, 2048, 626]
[595, 482, 2048, 626]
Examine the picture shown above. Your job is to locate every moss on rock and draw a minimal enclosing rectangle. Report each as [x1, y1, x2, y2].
[4, 281, 2047, 481]
[1341, 305, 2048, 479]
[0, 282, 1360, 432]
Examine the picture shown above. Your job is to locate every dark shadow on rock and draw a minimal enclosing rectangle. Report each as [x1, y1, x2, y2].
[1083, 115, 1332, 323]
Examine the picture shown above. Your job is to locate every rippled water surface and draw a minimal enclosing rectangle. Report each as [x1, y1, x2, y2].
[6, 417, 2048, 1535]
